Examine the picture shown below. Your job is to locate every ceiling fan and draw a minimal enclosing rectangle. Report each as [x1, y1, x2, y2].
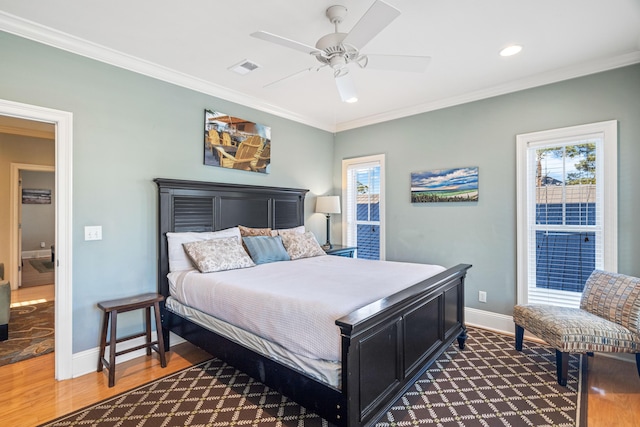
[250, 0, 431, 103]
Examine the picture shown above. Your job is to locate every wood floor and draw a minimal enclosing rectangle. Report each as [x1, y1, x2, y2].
[20, 257, 55, 288]
[2, 285, 638, 426]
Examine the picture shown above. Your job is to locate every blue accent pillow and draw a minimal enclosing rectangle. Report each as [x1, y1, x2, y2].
[242, 235, 291, 265]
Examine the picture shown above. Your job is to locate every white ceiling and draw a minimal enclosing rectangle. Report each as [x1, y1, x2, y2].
[1, 0, 639, 132]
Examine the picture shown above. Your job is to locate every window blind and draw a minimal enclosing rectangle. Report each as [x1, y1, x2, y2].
[525, 135, 603, 307]
[345, 160, 381, 258]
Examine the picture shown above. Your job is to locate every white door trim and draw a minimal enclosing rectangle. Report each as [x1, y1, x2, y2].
[0, 98, 73, 380]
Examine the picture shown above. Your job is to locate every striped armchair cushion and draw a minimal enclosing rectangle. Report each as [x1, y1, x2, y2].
[513, 304, 640, 353]
[580, 270, 640, 335]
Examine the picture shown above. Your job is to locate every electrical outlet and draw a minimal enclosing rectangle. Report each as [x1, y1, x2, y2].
[479, 291, 487, 303]
[84, 225, 102, 241]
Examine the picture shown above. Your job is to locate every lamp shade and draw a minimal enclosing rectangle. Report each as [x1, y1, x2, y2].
[316, 195, 341, 214]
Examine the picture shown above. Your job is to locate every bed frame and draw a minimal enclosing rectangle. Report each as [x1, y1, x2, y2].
[155, 178, 471, 427]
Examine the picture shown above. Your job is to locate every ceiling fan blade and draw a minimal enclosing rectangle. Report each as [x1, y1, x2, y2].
[366, 54, 431, 72]
[251, 31, 321, 56]
[335, 73, 358, 103]
[342, 0, 401, 50]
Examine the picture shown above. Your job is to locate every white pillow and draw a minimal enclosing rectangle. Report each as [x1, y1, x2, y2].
[182, 236, 255, 273]
[166, 227, 241, 272]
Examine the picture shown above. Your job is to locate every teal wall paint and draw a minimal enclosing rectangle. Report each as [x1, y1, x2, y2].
[334, 64, 640, 315]
[2, 28, 638, 352]
[0, 32, 335, 352]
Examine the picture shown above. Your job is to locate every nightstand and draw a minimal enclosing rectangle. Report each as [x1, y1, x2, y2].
[324, 245, 357, 258]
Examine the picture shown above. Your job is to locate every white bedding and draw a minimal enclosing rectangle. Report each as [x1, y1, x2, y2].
[168, 255, 446, 362]
[166, 296, 342, 387]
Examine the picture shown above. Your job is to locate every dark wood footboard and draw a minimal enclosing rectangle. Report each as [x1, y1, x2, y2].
[338, 263, 471, 426]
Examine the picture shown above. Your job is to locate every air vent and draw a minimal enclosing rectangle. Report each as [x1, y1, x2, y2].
[228, 59, 261, 75]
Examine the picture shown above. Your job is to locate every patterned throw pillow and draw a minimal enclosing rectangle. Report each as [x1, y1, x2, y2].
[272, 225, 305, 236]
[166, 227, 241, 272]
[238, 225, 273, 237]
[242, 236, 291, 265]
[182, 236, 255, 273]
[280, 231, 326, 260]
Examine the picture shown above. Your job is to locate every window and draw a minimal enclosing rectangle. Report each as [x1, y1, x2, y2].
[516, 121, 617, 307]
[342, 155, 385, 260]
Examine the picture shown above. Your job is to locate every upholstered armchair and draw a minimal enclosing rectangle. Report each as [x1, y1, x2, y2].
[513, 270, 640, 386]
[0, 263, 10, 341]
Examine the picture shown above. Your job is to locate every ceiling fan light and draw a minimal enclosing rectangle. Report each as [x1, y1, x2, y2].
[500, 44, 523, 57]
[335, 74, 358, 103]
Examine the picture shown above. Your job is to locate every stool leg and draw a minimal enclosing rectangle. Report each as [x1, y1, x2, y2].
[97, 311, 109, 372]
[108, 310, 118, 387]
[153, 302, 167, 368]
[145, 306, 152, 356]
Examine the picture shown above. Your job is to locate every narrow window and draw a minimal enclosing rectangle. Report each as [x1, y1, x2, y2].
[342, 155, 385, 260]
[516, 121, 617, 307]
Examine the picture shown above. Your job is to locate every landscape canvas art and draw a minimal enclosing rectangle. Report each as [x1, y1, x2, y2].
[411, 167, 479, 203]
[203, 109, 271, 173]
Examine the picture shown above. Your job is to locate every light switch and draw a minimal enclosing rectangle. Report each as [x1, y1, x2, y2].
[84, 225, 102, 241]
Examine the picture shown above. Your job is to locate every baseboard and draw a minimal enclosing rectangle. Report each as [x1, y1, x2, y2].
[71, 331, 186, 378]
[464, 307, 545, 342]
[465, 307, 513, 335]
[22, 249, 52, 259]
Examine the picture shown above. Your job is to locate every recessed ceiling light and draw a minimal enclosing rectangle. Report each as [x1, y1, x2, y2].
[500, 45, 523, 57]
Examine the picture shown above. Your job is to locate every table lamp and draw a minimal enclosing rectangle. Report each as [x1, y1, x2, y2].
[315, 195, 341, 249]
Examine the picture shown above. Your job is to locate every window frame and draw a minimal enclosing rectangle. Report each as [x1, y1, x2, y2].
[342, 154, 386, 260]
[516, 120, 617, 306]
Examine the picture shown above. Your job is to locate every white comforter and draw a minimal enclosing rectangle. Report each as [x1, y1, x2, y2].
[168, 255, 445, 362]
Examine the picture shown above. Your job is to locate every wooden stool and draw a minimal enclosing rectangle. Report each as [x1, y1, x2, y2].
[97, 293, 167, 387]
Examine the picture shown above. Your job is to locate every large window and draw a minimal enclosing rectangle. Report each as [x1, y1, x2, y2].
[342, 154, 385, 260]
[516, 121, 617, 307]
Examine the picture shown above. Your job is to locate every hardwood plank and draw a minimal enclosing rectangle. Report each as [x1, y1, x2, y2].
[20, 257, 54, 288]
[11, 283, 54, 305]
[0, 343, 210, 427]
[587, 354, 640, 426]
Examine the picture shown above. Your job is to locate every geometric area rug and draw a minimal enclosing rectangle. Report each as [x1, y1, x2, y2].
[39, 327, 582, 427]
[29, 258, 55, 273]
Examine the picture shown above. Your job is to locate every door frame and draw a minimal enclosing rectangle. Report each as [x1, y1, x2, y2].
[1, 98, 73, 380]
[10, 163, 55, 289]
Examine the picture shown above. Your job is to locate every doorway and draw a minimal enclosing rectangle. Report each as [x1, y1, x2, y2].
[0, 99, 73, 380]
[18, 168, 56, 289]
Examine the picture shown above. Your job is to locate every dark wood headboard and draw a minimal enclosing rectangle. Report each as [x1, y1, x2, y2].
[155, 178, 308, 296]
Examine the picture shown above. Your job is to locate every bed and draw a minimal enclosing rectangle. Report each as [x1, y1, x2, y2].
[155, 178, 472, 426]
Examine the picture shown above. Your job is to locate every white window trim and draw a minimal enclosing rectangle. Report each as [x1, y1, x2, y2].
[342, 154, 386, 260]
[516, 120, 617, 305]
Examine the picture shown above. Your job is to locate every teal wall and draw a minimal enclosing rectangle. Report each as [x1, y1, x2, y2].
[2, 28, 639, 353]
[334, 64, 640, 315]
[0, 32, 335, 352]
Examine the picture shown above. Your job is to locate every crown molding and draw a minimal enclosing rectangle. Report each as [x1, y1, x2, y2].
[336, 51, 640, 132]
[2, 11, 639, 134]
[0, 12, 335, 132]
